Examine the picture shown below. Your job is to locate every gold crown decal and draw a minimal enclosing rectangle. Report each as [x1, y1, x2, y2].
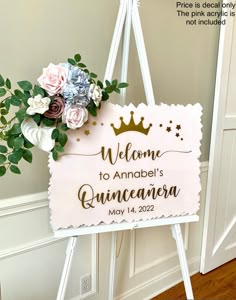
[111, 111, 152, 136]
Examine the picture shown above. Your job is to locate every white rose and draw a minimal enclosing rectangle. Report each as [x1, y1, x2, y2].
[89, 84, 102, 107]
[27, 95, 51, 115]
[62, 105, 88, 129]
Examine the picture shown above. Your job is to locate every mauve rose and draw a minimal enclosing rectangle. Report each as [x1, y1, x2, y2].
[62, 105, 88, 129]
[44, 96, 65, 119]
[38, 63, 68, 96]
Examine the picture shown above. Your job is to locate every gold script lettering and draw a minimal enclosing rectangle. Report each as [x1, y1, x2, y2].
[101, 143, 162, 165]
[77, 184, 180, 209]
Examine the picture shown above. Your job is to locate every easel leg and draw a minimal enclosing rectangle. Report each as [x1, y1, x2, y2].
[120, 0, 132, 105]
[171, 224, 194, 300]
[56, 236, 77, 300]
[104, 0, 128, 82]
[108, 231, 117, 300]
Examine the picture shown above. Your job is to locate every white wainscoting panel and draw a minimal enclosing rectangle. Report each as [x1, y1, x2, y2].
[113, 161, 208, 300]
[0, 193, 97, 300]
[0, 162, 208, 300]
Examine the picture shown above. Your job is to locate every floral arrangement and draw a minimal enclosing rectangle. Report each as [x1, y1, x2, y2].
[0, 53, 128, 176]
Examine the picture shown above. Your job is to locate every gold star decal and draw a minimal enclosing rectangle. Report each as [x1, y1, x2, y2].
[84, 130, 90, 136]
[166, 127, 171, 132]
[176, 125, 181, 130]
[92, 121, 97, 126]
[176, 133, 180, 137]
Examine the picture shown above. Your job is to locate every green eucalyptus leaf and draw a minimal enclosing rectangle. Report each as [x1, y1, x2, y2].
[0, 154, 7, 164]
[87, 102, 97, 117]
[58, 133, 68, 147]
[90, 73, 97, 78]
[74, 53, 81, 62]
[7, 123, 21, 135]
[10, 95, 22, 106]
[1, 109, 8, 115]
[68, 58, 76, 65]
[13, 136, 24, 150]
[97, 80, 103, 89]
[0, 75, 4, 87]
[33, 85, 45, 97]
[14, 89, 25, 97]
[8, 149, 23, 164]
[51, 128, 59, 140]
[112, 79, 118, 86]
[55, 145, 64, 152]
[15, 108, 27, 122]
[24, 138, 34, 149]
[105, 80, 110, 87]
[10, 165, 21, 174]
[61, 123, 69, 131]
[41, 118, 55, 126]
[115, 88, 120, 93]
[17, 80, 32, 91]
[77, 63, 86, 68]
[0, 166, 6, 176]
[105, 85, 116, 93]
[5, 97, 11, 111]
[0, 145, 8, 153]
[14, 89, 29, 105]
[32, 114, 41, 124]
[0, 132, 6, 140]
[52, 149, 58, 161]
[0, 88, 6, 97]
[118, 82, 129, 88]
[7, 136, 15, 148]
[23, 149, 32, 163]
[102, 91, 109, 101]
[6, 78, 11, 89]
[0, 116, 7, 125]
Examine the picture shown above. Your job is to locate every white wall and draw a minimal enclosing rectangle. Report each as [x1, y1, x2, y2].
[0, 163, 208, 300]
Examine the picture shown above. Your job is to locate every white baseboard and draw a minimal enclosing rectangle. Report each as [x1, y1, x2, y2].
[115, 257, 200, 300]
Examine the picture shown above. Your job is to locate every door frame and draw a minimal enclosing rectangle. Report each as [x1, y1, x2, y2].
[200, 11, 236, 273]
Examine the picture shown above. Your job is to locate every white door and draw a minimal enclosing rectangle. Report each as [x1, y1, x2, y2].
[200, 11, 236, 273]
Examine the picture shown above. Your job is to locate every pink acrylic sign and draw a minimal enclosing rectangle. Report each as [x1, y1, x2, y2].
[49, 103, 202, 229]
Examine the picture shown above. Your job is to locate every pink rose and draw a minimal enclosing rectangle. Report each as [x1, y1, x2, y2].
[62, 105, 88, 129]
[44, 96, 65, 119]
[38, 63, 68, 96]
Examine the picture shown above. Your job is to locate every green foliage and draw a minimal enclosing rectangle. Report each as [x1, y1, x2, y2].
[74, 53, 81, 62]
[0, 166, 6, 176]
[6, 78, 11, 89]
[0, 88, 7, 97]
[17, 81, 32, 91]
[23, 149, 32, 163]
[0, 145, 8, 153]
[0, 52, 128, 175]
[0, 75, 4, 87]
[67, 58, 76, 65]
[10, 165, 21, 174]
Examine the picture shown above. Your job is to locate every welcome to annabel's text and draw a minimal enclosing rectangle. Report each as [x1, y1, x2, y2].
[176, 1, 236, 25]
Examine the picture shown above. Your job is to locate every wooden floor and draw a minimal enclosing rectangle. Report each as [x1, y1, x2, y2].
[152, 258, 236, 300]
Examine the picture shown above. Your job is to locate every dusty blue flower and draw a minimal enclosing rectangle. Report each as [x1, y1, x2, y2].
[61, 63, 91, 106]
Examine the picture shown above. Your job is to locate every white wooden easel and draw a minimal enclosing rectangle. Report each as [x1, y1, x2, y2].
[55, 1, 198, 299]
